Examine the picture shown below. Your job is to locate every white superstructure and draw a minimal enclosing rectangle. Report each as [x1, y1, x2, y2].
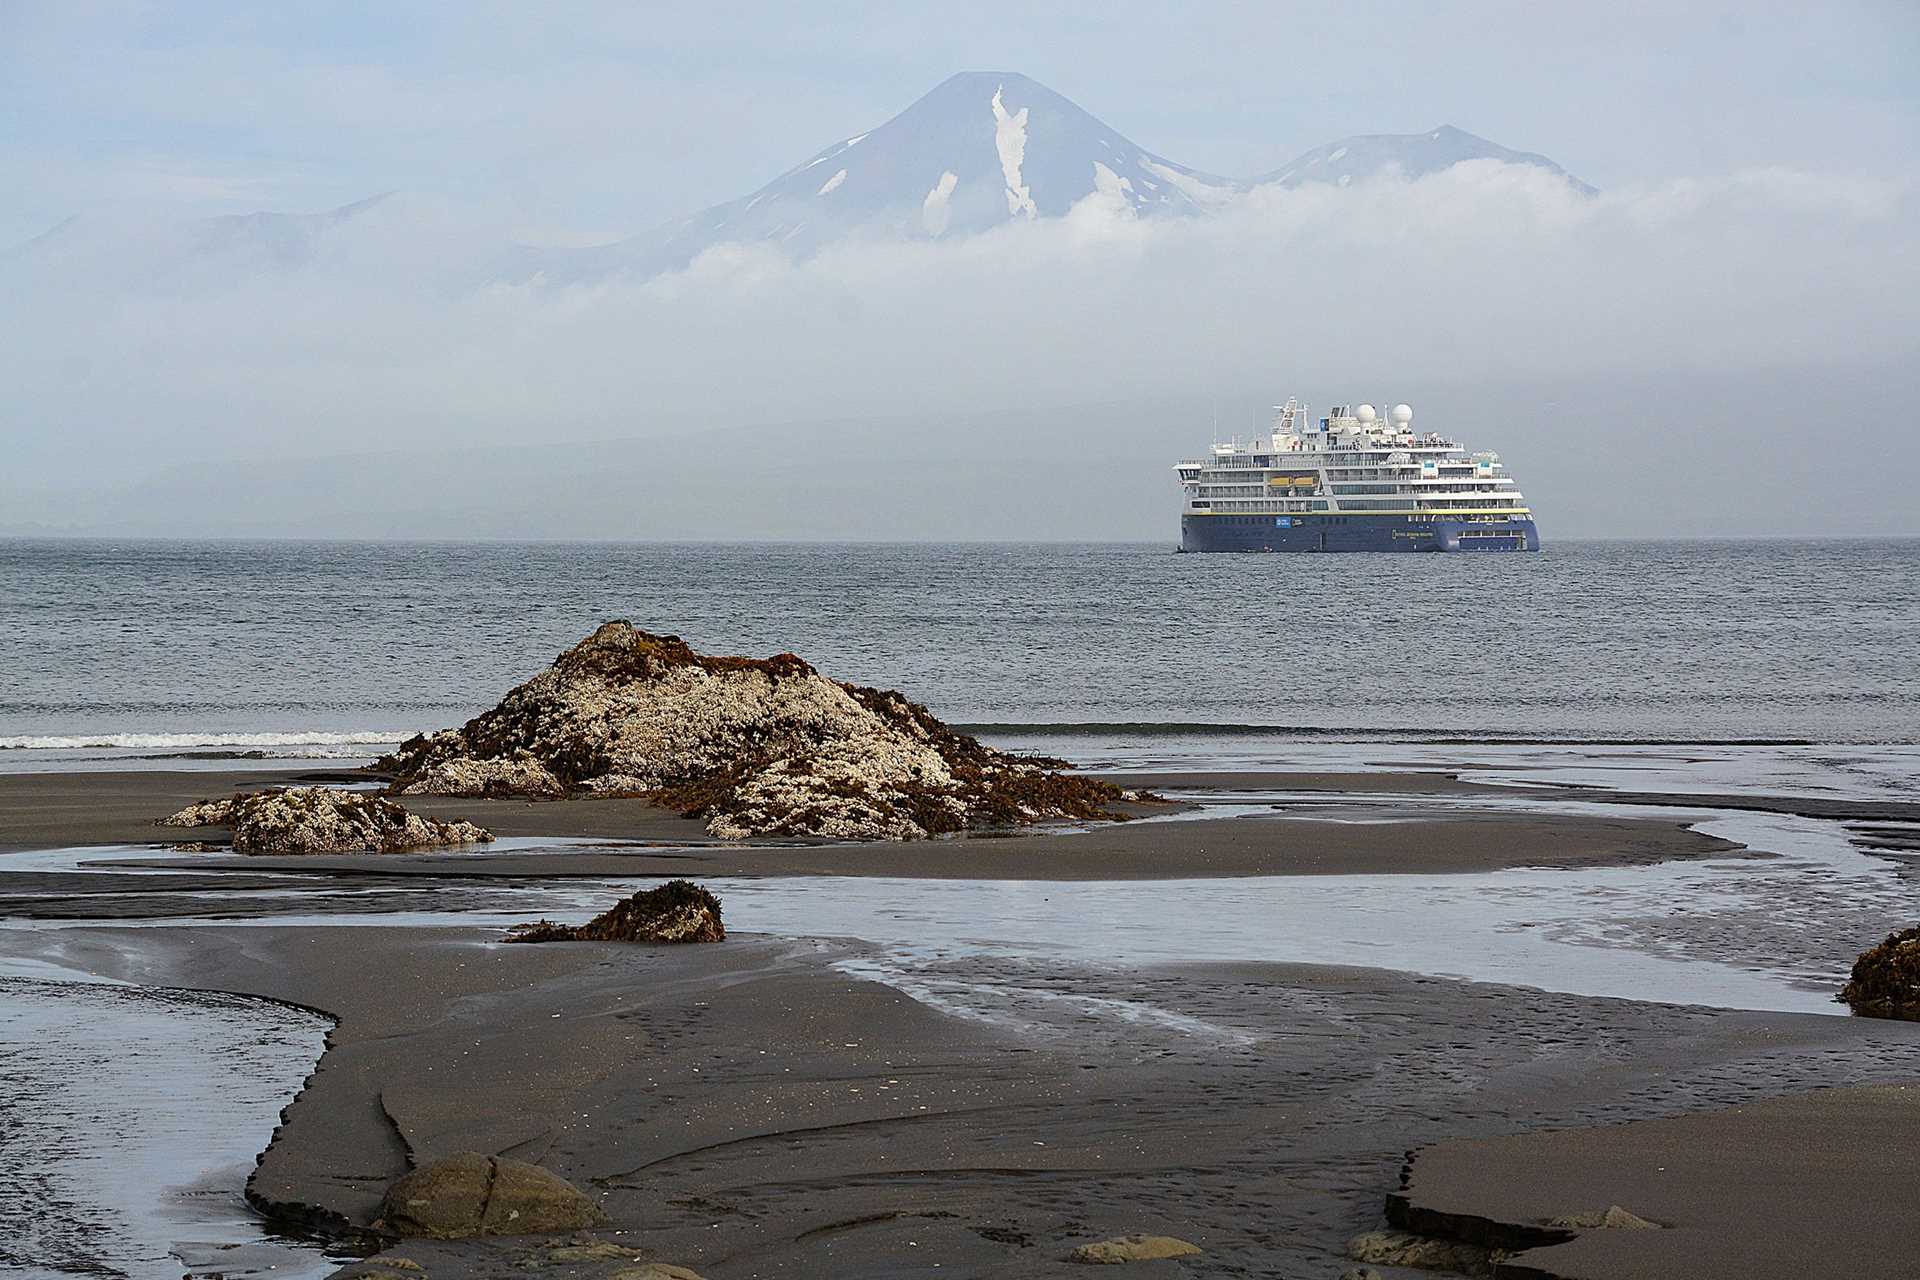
[1175, 399, 1532, 522]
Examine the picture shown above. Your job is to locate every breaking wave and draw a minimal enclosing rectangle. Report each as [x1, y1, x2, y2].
[0, 731, 408, 751]
[959, 722, 1817, 746]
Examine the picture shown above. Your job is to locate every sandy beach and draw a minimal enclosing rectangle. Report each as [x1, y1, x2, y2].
[0, 766, 1743, 877]
[2, 760, 1917, 1278]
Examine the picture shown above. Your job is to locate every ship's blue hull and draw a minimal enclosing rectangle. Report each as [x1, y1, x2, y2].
[1180, 514, 1540, 553]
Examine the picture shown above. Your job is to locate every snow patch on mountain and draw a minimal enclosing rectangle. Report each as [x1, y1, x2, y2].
[1141, 159, 1235, 209]
[818, 168, 848, 196]
[922, 171, 959, 235]
[991, 85, 1037, 219]
[1091, 161, 1134, 209]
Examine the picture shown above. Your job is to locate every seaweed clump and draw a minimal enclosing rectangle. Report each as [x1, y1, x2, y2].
[157, 786, 492, 855]
[506, 880, 723, 945]
[1838, 926, 1920, 1021]
[377, 621, 1148, 841]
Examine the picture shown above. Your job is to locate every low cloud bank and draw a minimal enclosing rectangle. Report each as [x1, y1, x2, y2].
[3, 164, 1915, 536]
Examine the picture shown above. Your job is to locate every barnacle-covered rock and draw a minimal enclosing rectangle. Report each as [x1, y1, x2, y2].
[157, 798, 238, 828]
[157, 787, 493, 855]
[392, 750, 566, 799]
[377, 621, 1136, 841]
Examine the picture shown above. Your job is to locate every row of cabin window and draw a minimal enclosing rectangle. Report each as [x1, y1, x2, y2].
[1204, 515, 1427, 526]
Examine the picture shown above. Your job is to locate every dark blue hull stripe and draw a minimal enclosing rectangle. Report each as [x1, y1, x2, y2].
[1180, 515, 1541, 553]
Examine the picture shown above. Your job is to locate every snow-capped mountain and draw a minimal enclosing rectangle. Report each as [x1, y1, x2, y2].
[699, 70, 1240, 232]
[522, 80, 1591, 283]
[7, 74, 1594, 290]
[1258, 124, 1596, 195]
[533, 71, 1241, 282]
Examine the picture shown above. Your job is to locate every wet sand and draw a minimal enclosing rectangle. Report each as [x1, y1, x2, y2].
[0, 765, 1519, 853]
[1391, 1083, 1920, 1280]
[19, 922, 1917, 1280]
[0, 767, 1741, 882]
[3, 764, 1915, 1278]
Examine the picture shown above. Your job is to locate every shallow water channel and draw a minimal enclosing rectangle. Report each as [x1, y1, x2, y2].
[0, 974, 339, 1279]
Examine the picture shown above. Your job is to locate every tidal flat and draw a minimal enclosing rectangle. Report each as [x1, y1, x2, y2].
[2, 758, 1917, 1279]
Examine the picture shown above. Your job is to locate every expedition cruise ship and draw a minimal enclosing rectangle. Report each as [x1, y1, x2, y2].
[1176, 400, 1540, 552]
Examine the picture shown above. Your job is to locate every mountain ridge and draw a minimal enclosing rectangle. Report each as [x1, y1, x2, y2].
[9, 72, 1593, 285]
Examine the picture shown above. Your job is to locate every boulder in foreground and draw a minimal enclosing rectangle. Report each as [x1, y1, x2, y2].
[508, 879, 724, 945]
[379, 621, 1141, 841]
[375, 1153, 605, 1238]
[1838, 926, 1920, 1020]
[1066, 1234, 1203, 1263]
[158, 787, 492, 855]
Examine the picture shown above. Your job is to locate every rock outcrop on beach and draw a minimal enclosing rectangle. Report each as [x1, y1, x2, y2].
[375, 1153, 605, 1238]
[507, 880, 724, 945]
[379, 621, 1136, 841]
[157, 786, 492, 855]
[1838, 926, 1920, 1020]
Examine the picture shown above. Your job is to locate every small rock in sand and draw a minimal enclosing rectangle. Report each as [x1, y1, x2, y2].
[1544, 1204, 1659, 1230]
[1347, 1229, 1491, 1275]
[376, 1152, 605, 1238]
[337, 1261, 422, 1280]
[157, 787, 491, 855]
[546, 1240, 646, 1261]
[343, 1261, 423, 1279]
[1066, 1234, 1203, 1263]
[1341, 1269, 1384, 1280]
[507, 879, 724, 945]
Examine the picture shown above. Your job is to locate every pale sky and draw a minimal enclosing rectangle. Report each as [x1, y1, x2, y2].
[4, 2, 1917, 246]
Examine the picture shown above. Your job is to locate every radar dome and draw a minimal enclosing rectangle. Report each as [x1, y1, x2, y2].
[1355, 404, 1378, 424]
[1390, 404, 1414, 427]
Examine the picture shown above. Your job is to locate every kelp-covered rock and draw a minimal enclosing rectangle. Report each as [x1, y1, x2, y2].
[1838, 926, 1920, 1020]
[507, 879, 724, 945]
[157, 787, 493, 855]
[378, 621, 1136, 840]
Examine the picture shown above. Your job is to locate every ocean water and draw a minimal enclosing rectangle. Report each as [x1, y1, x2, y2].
[1, 538, 1917, 755]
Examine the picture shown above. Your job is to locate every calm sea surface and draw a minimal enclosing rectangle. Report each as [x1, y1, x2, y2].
[2, 538, 1916, 749]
